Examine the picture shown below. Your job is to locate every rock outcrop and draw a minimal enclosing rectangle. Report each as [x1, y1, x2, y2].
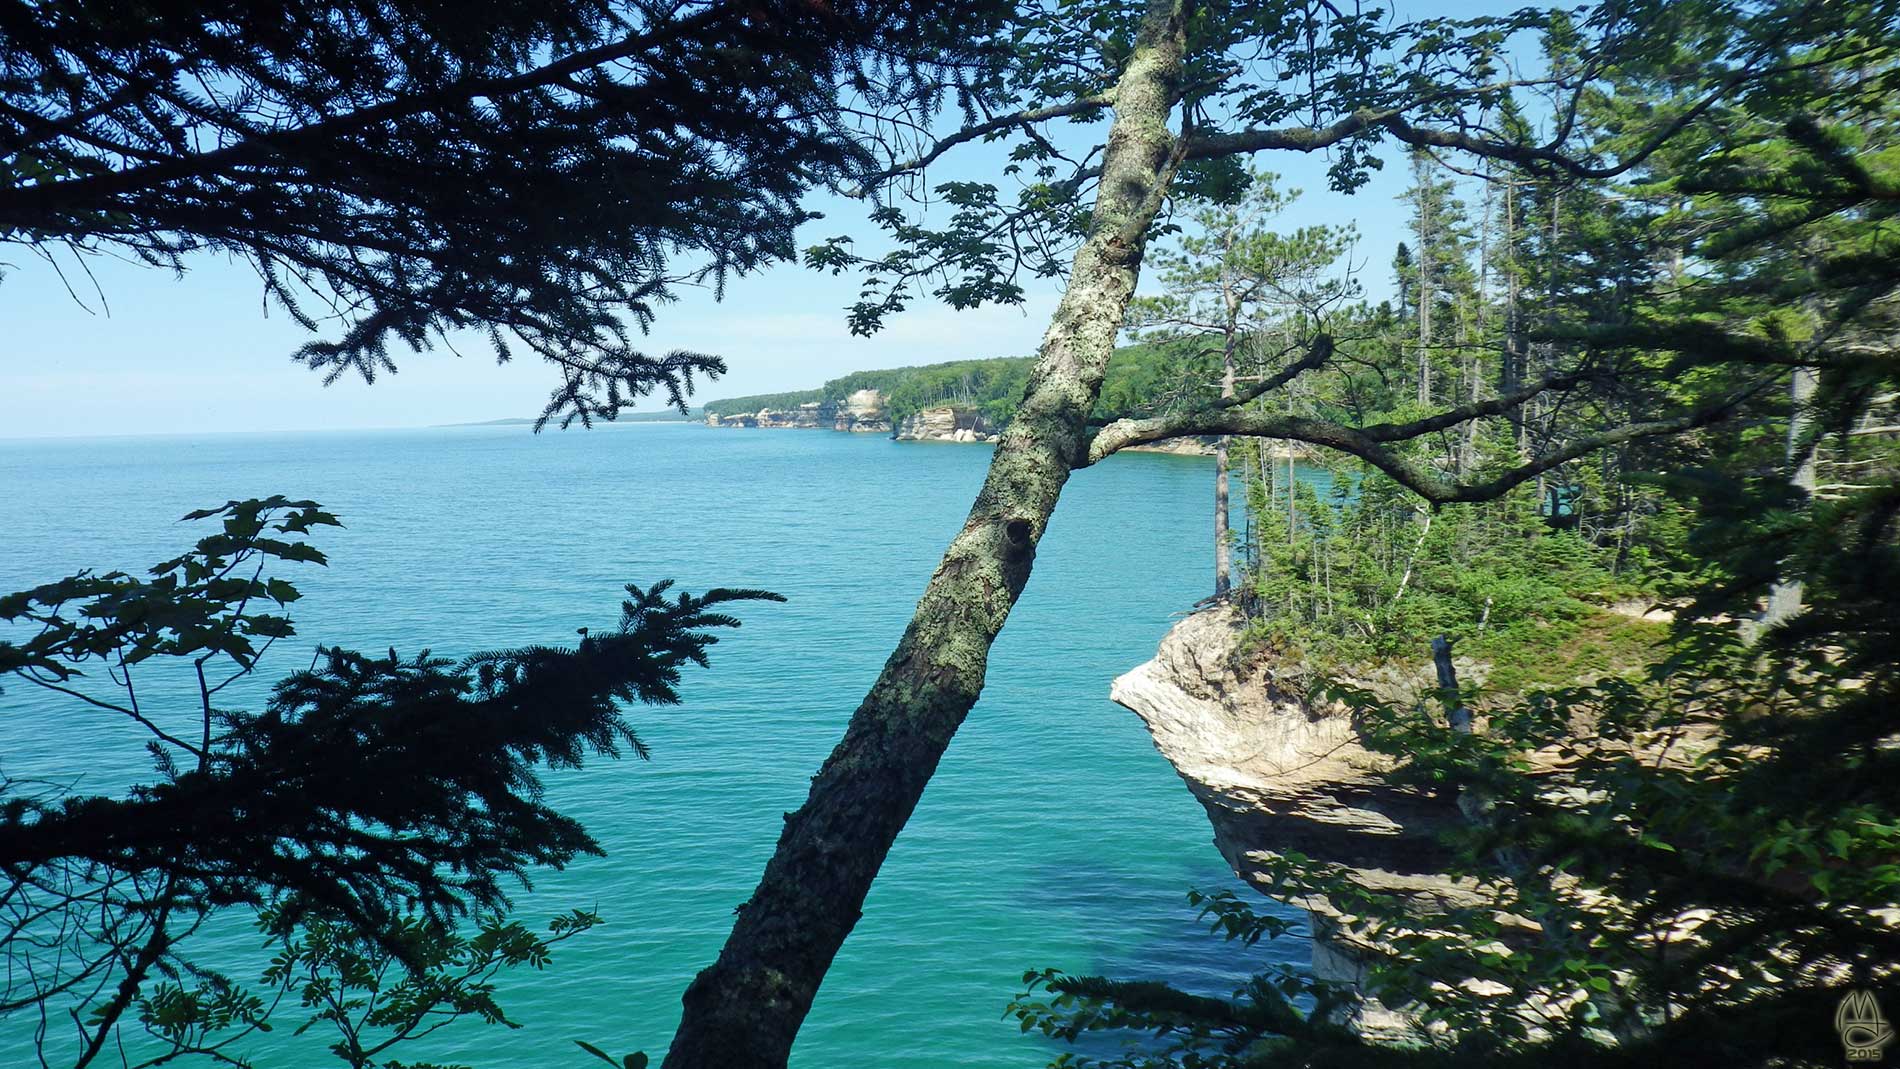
[893, 405, 998, 443]
[1121, 435, 1218, 456]
[704, 401, 829, 429]
[702, 396, 1332, 454]
[1116, 437, 1320, 458]
[1111, 607, 1484, 1040]
[833, 388, 891, 433]
[704, 390, 891, 433]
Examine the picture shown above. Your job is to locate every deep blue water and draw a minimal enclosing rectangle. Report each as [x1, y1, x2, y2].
[0, 423, 1302, 1067]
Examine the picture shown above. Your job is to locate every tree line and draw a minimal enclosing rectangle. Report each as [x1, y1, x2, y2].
[699, 342, 1203, 431]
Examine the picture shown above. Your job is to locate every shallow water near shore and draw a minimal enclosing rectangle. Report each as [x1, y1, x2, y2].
[0, 422, 1309, 1067]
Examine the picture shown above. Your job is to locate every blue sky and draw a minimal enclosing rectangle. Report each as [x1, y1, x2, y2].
[0, 2, 1531, 439]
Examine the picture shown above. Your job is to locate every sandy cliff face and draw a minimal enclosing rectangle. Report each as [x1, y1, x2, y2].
[833, 388, 891, 433]
[1110, 607, 1483, 1040]
[1120, 435, 1217, 456]
[704, 390, 892, 432]
[893, 405, 998, 443]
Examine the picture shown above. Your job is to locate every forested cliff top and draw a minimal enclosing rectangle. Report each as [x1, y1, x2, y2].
[698, 341, 1194, 427]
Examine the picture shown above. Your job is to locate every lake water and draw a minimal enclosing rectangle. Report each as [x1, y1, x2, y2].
[0, 423, 1305, 1067]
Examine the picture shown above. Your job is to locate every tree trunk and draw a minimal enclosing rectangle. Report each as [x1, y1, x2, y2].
[1286, 447, 1297, 543]
[660, 6, 1188, 1065]
[1214, 316, 1238, 597]
[1415, 154, 1434, 408]
[1504, 178, 1523, 448]
[1215, 441, 1232, 593]
[1762, 365, 1818, 626]
[1418, 244, 1432, 406]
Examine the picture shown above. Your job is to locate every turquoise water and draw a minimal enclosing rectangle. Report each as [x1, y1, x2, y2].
[0, 423, 1302, 1067]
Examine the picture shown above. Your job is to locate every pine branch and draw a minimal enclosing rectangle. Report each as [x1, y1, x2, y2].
[0, 3, 749, 218]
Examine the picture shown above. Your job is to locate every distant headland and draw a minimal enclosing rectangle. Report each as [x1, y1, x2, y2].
[697, 348, 1221, 453]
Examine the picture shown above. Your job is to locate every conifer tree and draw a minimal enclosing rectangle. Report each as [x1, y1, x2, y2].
[1009, 17, 1900, 1068]
[667, 2, 1889, 1063]
[0, 498, 782, 1066]
[0, 0, 1009, 425]
[1399, 150, 1477, 408]
[1127, 174, 1355, 596]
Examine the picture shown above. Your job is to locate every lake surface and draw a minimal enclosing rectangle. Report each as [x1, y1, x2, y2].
[0, 422, 1304, 1067]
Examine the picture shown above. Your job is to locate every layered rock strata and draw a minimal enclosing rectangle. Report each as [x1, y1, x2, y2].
[1110, 606, 1485, 1041]
[703, 390, 891, 433]
[893, 405, 998, 443]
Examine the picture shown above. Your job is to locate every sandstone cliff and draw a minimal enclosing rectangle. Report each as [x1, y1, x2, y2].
[832, 388, 891, 433]
[893, 405, 998, 443]
[704, 390, 891, 433]
[1110, 606, 1485, 1041]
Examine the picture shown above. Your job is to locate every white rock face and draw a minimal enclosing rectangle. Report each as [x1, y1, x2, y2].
[1111, 607, 1482, 1042]
[834, 389, 892, 433]
[893, 405, 997, 443]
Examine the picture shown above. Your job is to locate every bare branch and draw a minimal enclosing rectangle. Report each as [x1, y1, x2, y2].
[1184, 65, 1756, 182]
[850, 94, 1113, 194]
[1084, 367, 1774, 505]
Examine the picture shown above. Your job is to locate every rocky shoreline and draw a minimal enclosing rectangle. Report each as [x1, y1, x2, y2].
[703, 388, 895, 434]
[700, 387, 1289, 455]
[1110, 606, 1485, 1041]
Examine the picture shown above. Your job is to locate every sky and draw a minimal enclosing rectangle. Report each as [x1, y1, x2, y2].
[0, 2, 1531, 440]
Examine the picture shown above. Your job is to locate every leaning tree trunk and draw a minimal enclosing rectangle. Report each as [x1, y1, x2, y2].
[660, 6, 1188, 1066]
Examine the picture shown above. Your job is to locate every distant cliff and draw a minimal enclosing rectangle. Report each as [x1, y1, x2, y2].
[698, 343, 1212, 445]
[701, 392, 1234, 451]
[704, 388, 890, 433]
[893, 405, 998, 443]
[693, 345, 1343, 454]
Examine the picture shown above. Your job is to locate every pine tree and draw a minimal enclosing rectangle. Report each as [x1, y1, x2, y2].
[1399, 150, 1477, 408]
[0, 498, 781, 1065]
[1128, 173, 1356, 597]
[0, 1, 1008, 426]
[1008, 18, 1900, 1068]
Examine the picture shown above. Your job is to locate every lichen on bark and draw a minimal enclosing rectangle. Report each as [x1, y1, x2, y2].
[661, 4, 1192, 1065]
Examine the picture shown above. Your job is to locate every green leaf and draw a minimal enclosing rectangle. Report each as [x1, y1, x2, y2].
[575, 1041, 620, 1067]
[1827, 828, 1852, 858]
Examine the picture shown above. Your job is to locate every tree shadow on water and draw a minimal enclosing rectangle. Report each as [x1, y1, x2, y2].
[1009, 855, 1313, 1064]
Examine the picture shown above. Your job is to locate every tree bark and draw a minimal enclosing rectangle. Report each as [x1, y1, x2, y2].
[1762, 364, 1818, 626]
[1286, 446, 1297, 542]
[1214, 304, 1238, 597]
[1503, 177, 1524, 448]
[660, 5, 1188, 1065]
[1416, 154, 1434, 407]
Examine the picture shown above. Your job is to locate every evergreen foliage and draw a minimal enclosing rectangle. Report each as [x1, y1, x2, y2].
[134, 905, 604, 1068]
[700, 345, 1208, 429]
[0, 0, 1011, 427]
[1010, 5, 1900, 1065]
[0, 497, 780, 1065]
[699, 389, 829, 418]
